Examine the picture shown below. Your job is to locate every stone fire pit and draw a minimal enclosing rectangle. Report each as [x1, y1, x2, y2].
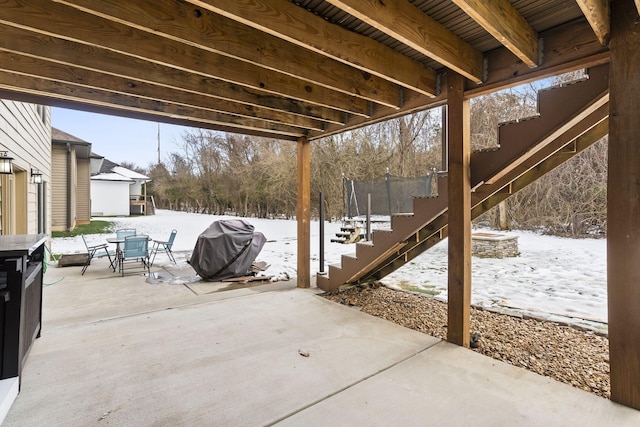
[472, 232, 519, 258]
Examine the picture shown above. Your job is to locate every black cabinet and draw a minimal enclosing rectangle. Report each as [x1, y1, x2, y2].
[0, 234, 46, 382]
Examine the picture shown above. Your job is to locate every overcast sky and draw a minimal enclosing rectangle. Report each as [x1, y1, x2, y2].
[51, 107, 197, 169]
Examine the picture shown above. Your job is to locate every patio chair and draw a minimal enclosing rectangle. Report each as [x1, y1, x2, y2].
[113, 229, 137, 269]
[119, 235, 150, 276]
[116, 228, 137, 239]
[150, 229, 177, 266]
[81, 235, 116, 275]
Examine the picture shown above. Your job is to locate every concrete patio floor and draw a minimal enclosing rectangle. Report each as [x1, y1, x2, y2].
[3, 254, 640, 426]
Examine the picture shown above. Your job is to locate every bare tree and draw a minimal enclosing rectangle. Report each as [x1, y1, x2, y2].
[147, 77, 608, 238]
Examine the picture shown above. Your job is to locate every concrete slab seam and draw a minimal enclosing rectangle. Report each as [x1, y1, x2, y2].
[264, 339, 442, 426]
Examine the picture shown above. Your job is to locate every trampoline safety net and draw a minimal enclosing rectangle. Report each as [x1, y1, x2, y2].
[343, 171, 437, 217]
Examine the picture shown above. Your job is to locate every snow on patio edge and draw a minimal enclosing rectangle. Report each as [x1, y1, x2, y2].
[51, 209, 608, 332]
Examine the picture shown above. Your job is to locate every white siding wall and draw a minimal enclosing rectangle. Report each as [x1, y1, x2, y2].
[0, 100, 51, 235]
[130, 181, 143, 196]
[91, 180, 130, 216]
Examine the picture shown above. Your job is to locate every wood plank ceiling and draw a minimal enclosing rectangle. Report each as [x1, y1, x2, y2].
[0, 0, 613, 142]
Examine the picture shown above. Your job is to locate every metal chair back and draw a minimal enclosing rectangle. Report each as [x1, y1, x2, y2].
[123, 235, 148, 259]
[120, 235, 150, 276]
[81, 234, 92, 251]
[166, 229, 177, 249]
[149, 229, 178, 266]
[116, 229, 137, 239]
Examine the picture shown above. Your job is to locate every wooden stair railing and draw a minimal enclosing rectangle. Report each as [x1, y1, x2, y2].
[317, 64, 609, 292]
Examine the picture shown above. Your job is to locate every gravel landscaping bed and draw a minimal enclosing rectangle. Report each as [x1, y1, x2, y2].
[323, 283, 610, 399]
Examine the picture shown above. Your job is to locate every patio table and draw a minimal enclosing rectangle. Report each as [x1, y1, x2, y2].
[106, 237, 124, 271]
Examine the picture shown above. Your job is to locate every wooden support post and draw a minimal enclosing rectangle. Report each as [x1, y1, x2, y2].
[297, 136, 311, 288]
[441, 105, 448, 172]
[608, 0, 640, 410]
[143, 181, 147, 215]
[446, 72, 471, 347]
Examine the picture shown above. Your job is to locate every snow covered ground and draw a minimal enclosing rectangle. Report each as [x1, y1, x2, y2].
[52, 209, 607, 331]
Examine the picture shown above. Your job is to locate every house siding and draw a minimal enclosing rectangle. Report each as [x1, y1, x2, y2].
[51, 129, 92, 232]
[51, 145, 68, 231]
[69, 148, 77, 230]
[76, 158, 91, 224]
[0, 100, 51, 235]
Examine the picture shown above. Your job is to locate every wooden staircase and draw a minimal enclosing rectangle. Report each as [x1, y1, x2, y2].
[317, 64, 610, 292]
[331, 221, 364, 244]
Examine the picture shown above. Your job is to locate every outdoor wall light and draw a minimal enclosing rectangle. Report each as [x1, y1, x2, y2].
[0, 151, 14, 175]
[31, 168, 43, 184]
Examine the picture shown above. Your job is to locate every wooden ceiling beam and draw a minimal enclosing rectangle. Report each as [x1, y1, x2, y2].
[465, 18, 609, 97]
[0, 50, 326, 132]
[0, 0, 370, 116]
[53, 0, 404, 109]
[0, 71, 308, 138]
[313, 18, 610, 141]
[309, 86, 447, 141]
[451, 0, 538, 67]
[325, 0, 484, 83]
[185, 0, 439, 96]
[0, 89, 297, 141]
[575, 0, 610, 46]
[0, 1, 613, 142]
[0, 24, 347, 126]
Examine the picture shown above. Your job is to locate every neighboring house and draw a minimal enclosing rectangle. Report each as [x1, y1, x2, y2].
[90, 154, 152, 216]
[51, 128, 92, 232]
[0, 100, 51, 235]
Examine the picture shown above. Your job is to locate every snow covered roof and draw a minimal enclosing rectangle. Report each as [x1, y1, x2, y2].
[91, 172, 134, 182]
[88, 156, 151, 182]
[111, 166, 150, 181]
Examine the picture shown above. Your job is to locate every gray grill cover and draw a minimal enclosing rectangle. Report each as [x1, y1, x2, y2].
[190, 219, 266, 281]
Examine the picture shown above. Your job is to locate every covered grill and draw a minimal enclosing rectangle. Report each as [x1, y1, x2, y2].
[190, 219, 266, 281]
